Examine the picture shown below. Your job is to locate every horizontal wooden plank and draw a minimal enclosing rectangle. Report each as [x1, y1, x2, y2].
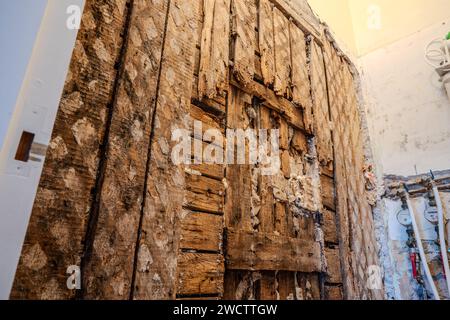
[184, 189, 224, 214]
[225, 229, 322, 272]
[177, 252, 224, 296]
[186, 173, 225, 196]
[180, 211, 223, 252]
[321, 174, 336, 211]
[230, 79, 304, 130]
[190, 104, 224, 137]
[188, 163, 224, 181]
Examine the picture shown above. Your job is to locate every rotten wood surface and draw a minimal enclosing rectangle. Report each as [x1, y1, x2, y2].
[225, 229, 322, 272]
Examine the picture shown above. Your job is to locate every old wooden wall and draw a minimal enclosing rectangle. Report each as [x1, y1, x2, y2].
[11, 0, 383, 300]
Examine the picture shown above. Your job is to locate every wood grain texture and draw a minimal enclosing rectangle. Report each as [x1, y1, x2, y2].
[258, 0, 275, 86]
[232, 0, 257, 87]
[133, 0, 199, 300]
[82, 0, 169, 299]
[198, 0, 230, 99]
[180, 211, 223, 252]
[325, 247, 342, 284]
[290, 23, 312, 133]
[273, 7, 291, 97]
[310, 40, 333, 167]
[177, 252, 224, 296]
[225, 229, 322, 272]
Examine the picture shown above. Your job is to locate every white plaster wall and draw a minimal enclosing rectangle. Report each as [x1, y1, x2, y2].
[360, 20, 450, 177]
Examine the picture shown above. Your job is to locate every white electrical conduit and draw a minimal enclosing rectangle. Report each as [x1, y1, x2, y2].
[432, 184, 450, 295]
[405, 193, 441, 300]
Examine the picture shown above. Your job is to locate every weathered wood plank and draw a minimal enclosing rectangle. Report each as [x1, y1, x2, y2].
[258, 271, 276, 300]
[11, 0, 130, 300]
[199, 0, 230, 99]
[184, 174, 225, 214]
[273, 7, 291, 97]
[188, 163, 225, 181]
[180, 211, 223, 252]
[310, 39, 333, 166]
[225, 229, 322, 272]
[259, 0, 275, 86]
[323, 209, 338, 244]
[82, 0, 169, 299]
[185, 189, 224, 214]
[258, 106, 275, 233]
[232, 0, 257, 87]
[270, 0, 322, 43]
[230, 78, 304, 130]
[290, 22, 312, 133]
[325, 247, 343, 284]
[225, 87, 253, 231]
[133, 0, 199, 300]
[321, 174, 336, 211]
[177, 253, 225, 296]
[277, 271, 296, 300]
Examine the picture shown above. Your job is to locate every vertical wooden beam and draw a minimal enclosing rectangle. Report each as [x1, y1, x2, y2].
[199, 0, 231, 99]
[258, 0, 275, 86]
[133, 0, 199, 300]
[81, 0, 170, 299]
[232, 0, 257, 88]
[273, 7, 291, 98]
[290, 23, 313, 134]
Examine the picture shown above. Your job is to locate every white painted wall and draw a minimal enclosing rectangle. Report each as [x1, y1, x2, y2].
[360, 20, 450, 177]
[0, 0, 84, 299]
[0, 1, 47, 152]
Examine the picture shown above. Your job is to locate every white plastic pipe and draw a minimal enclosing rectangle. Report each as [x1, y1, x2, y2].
[432, 185, 450, 295]
[405, 193, 441, 300]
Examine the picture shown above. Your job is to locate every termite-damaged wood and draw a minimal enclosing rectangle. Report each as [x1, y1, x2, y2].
[232, 0, 257, 88]
[180, 211, 223, 252]
[177, 252, 225, 296]
[81, 0, 169, 299]
[198, 0, 230, 99]
[225, 229, 322, 272]
[133, 0, 199, 300]
[11, 0, 129, 300]
[258, 0, 275, 86]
